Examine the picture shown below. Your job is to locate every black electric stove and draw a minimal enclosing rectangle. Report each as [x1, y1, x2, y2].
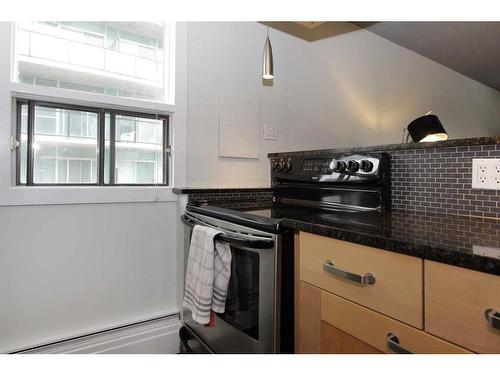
[186, 151, 391, 237]
[181, 151, 390, 354]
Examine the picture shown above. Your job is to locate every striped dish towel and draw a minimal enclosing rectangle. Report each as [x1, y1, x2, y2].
[183, 225, 232, 325]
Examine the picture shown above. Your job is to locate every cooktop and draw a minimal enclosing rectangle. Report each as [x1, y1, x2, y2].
[186, 201, 389, 237]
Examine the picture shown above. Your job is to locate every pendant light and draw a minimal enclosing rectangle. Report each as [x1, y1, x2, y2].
[262, 26, 274, 79]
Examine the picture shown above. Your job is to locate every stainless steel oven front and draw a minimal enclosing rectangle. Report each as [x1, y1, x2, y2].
[181, 211, 281, 354]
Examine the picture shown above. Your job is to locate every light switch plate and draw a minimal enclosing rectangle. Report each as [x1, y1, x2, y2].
[472, 158, 500, 190]
[263, 123, 278, 141]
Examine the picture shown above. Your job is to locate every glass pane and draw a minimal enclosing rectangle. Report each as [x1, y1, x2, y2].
[217, 249, 260, 340]
[33, 105, 98, 184]
[16, 22, 167, 101]
[35, 107, 57, 135]
[136, 162, 155, 183]
[57, 159, 67, 183]
[19, 104, 28, 184]
[114, 114, 164, 184]
[116, 117, 136, 142]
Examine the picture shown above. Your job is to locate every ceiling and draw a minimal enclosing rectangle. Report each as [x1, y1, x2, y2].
[263, 22, 358, 42]
[354, 22, 500, 92]
[265, 21, 500, 92]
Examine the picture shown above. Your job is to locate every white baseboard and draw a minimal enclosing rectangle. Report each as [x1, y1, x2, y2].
[20, 314, 181, 354]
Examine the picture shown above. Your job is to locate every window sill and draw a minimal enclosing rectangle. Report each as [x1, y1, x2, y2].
[0, 185, 178, 206]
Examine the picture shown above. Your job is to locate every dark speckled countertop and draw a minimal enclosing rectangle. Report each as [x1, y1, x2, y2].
[195, 200, 500, 276]
[282, 209, 500, 276]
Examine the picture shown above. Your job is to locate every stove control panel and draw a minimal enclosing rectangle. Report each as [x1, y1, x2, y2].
[270, 152, 389, 183]
[271, 158, 292, 173]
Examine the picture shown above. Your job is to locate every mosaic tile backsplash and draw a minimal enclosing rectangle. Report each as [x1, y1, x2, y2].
[186, 188, 274, 203]
[182, 141, 500, 220]
[389, 144, 500, 219]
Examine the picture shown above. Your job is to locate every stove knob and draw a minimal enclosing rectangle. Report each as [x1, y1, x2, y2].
[360, 160, 374, 172]
[272, 160, 279, 171]
[335, 161, 347, 172]
[347, 160, 360, 173]
[281, 160, 291, 172]
[275, 161, 283, 172]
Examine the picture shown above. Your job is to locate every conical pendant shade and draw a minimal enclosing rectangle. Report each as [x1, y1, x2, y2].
[262, 35, 274, 79]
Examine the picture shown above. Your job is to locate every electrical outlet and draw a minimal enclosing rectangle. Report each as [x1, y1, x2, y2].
[478, 164, 488, 184]
[472, 159, 500, 190]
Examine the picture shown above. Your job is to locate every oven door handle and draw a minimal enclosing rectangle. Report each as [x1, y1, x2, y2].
[181, 214, 275, 249]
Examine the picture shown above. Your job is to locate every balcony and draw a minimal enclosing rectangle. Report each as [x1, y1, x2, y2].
[16, 22, 166, 100]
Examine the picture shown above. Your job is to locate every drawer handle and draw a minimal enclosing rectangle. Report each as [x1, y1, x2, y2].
[485, 309, 500, 329]
[386, 333, 413, 354]
[323, 260, 375, 285]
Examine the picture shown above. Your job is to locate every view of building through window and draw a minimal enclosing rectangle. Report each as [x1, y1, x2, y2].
[18, 102, 167, 185]
[15, 22, 167, 101]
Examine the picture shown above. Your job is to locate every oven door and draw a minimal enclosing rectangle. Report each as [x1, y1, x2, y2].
[181, 212, 279, 354]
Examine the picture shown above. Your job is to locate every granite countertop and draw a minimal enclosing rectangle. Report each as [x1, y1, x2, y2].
[268, 136, 500, 157]
[282, 209, 500, 276]
[195, 199, 500, 276]
[173, 187, 272, 194]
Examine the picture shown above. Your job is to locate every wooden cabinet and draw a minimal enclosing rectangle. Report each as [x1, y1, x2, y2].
[296, 281, 468, 354]
[297, 281, 381, 353]
[299, 232, 423, 328]
[295, 231, 478, 354]
[321, 289, 469, 354]
[320, 321, 382, 354]
[425, 261, 500, 353]
[296, 281, 322, 353]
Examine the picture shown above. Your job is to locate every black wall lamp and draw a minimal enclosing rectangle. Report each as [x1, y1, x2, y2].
[404, 111, 448, 143]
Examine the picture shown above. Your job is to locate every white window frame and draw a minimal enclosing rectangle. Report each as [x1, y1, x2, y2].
[0, 21, 188, 206]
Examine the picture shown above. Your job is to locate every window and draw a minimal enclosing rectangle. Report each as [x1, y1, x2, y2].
[14, 22, 169, 102]
[16, 101, 169, 186]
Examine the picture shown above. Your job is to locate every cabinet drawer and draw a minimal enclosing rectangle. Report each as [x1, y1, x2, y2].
[321, 290, 470, 354]
[299, 232, 423, 328]
[425, 261, 500, 353]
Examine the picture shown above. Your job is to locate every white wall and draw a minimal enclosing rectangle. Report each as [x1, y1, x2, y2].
[0, 22, 188, 353]
[186, 22, 500, 188]
[0, 202, 178, 353]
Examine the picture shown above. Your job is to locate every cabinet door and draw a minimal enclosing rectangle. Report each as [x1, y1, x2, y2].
[297, 281, 470, 354]
[425, 261, 500, 353]
[296, 281, 383, 354]
[321, 322, 382, 354]
[296, 281, 321, 353]
[321, 290, 471, 354]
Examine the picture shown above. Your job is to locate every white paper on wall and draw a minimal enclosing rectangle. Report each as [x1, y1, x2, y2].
[218, 90, 260, 159]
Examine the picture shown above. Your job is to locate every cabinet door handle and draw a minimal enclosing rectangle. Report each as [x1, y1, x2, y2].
[386, 333, 413, 354]
[323, 260, 375, 285]
[485, 309, 500, 329]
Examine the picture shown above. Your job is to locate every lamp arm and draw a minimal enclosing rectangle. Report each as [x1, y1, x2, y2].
[401, 127, 411, 144]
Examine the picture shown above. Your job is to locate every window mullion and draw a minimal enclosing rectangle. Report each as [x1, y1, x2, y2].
[110, 113, 116, 185]
[163, 118, 169, 185]
[15, 101, 24, 185]
[98, 110, 105, 185]
[26, 101, 35, 186]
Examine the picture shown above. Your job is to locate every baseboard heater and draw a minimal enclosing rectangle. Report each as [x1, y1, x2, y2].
[14, 313, 181, 354]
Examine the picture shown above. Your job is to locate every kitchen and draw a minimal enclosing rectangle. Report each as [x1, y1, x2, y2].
[1, 1, 500, 373]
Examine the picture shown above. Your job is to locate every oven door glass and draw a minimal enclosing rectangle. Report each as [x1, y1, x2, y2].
[216, 248, 260, 340]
